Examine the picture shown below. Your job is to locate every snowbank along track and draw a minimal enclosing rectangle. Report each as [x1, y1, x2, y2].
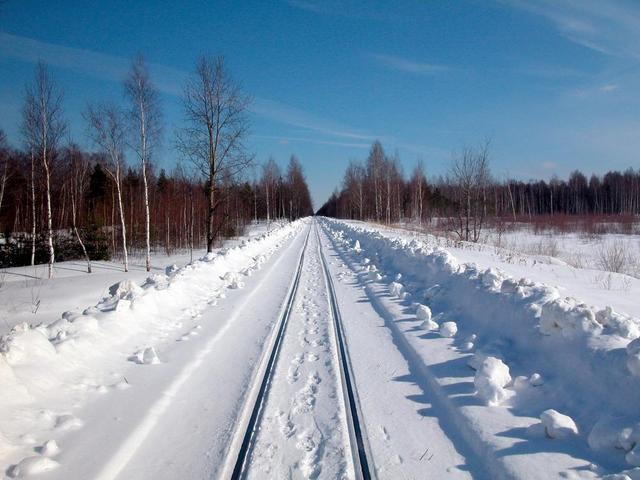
[225, 220, 373, 479]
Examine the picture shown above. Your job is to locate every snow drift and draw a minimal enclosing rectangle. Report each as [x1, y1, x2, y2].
[322, 218, 640, 478]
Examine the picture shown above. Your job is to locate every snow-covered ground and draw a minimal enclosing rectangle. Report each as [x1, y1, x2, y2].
[2, 217, 639, 479]
[355, 221, 640, 319]
[324, 218, 640, 479]
[245, 228, 352, 479]
[0, 221, 277, 336]
[0, 220, 306, 478]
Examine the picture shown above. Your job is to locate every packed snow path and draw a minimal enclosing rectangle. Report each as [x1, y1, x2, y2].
[240, 225, 355, 479]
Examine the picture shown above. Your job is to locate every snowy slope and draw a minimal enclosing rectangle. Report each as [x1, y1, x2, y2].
[322, 218, 640, 479]
[0, 222, 276, 336]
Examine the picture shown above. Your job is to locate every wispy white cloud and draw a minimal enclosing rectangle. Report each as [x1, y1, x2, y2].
[253, 134, 370, 149]
[368, 53, 451, 76]
[251, 98, 378, 141]
[516, 63, 587, 79]
[0, 32, 186, 95]
[0, 32, 380, 145]
[507, 0, 640, 59]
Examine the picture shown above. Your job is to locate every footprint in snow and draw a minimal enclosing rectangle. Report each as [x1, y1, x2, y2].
[55, 414, 83, 431]
[287, 365, 300, 384]
[8, 457, 59, 478]
[276, 411, 296, 438]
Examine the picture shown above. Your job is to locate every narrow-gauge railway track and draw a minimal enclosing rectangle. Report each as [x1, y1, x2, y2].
[315, 222, 374, 480]
[223, 220, 373, 479]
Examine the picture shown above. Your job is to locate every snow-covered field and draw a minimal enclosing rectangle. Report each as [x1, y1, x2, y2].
[1, 217, 639, 479]
[361, 221, 640, 319]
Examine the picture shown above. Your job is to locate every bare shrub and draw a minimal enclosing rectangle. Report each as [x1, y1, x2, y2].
[596, 239, 634, 274]
[534, 237, 560, 257]
[565, 252, 585, 269]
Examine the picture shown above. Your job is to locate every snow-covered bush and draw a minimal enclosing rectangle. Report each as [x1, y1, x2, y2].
[540, 409, 578, 439]
[389, 282, 404, 298]
[474, 356, 511, 406]
[415, 304, 432, 321]
[439, 321, 457, 338]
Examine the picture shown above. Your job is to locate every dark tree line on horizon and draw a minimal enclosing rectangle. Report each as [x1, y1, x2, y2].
[0, 59, 313, 271]
[317, 141, 640, 241]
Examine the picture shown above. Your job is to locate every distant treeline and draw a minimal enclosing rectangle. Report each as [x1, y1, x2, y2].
[318, 141, 639, 241]
[0, 142, 313, 269]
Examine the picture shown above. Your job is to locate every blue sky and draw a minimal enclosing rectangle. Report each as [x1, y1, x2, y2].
[1, 0, 639, 208]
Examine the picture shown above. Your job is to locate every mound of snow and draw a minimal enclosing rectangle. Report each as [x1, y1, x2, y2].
[481, 268, 504, 290]
[588, 416, 630, 452]
[130, 347, 161, 365]
[420, 318, 439, 331]
[143, 273, 169, 290]
[222, 272, 245, 289]
[468, 352, 488, 371]
[529, 373, 544, 386]
[415, 304, 432, 322]
[540, 409, 579, 439]
[623, 429, 640, 453]
[474, 356, 512, 406]
[37, 439, 60, 457]
[439, 321, 457, 338]
[389, 282, 404, 298]
[165, 264, 179, 276]
[460, 341, 474, 351]
[1, 325, 56, 365]
[597, 307, 640, 339]
[539, 297, 602, 338]
[108, 279, 143, 300]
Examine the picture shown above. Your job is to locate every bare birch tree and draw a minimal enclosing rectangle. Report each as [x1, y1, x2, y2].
[409, 161, 427, 226]
[21, 62, 66, 278]
[66, 145, 92, 273]
[261, 158, 280, 226]
[366, 141, 385, 222]
[124, 54, 162, 272]
[85, 103, 129, 271]
[0, 130, 8, 223]
[177, 56, 251, 252]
